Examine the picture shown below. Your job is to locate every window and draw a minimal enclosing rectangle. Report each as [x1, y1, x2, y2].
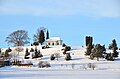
[52, 43, 54, 45]
[57, 42, 59, 45]
[48, 43, 50, 45]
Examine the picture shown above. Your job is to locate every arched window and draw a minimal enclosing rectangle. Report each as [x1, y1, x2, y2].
[57, 42, 59, 45]
[52, 43, 54, 45]
[48, 43, 50, 45]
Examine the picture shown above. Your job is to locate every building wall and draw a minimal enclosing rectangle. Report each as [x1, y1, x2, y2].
[46, 40, 62, 46]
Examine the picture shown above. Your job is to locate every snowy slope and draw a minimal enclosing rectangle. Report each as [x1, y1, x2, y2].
[0, 46, 120, 79]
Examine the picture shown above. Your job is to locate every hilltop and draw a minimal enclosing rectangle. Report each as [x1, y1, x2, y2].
[0, 46, 120, 79]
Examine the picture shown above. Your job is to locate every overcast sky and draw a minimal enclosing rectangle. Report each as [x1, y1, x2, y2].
[0, 0, 120, 47]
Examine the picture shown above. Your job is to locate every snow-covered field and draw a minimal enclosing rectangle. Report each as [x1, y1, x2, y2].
[0, 46, 120, 79]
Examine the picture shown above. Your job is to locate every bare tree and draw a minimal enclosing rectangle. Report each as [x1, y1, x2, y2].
[87, 63, 96, 70]
[14, 46, 24, 56]
[5, 30, 30, 46]
[71, 63, 75, 69]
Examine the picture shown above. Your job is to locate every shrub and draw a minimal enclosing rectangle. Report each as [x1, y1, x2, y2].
[54, 53, 60, 61]
[32, 42, 39, 46]
[65, 46, 71, 51]
[37, 50, 43, 57]
[62, 43, 66, 47]
[42, 46, 46, 49]
[50, 54, 55, 60]
[63, 50, 67, 54]
[30, 48, 34, 52]
[32, 49, 43, 59]
[38, 61, 51, 68]
[5, 48, 12, 53]
[63, 46, 71, 54]
[87, 63, 96, 70]
[65, 53, 72, 61]
[104, 53, 114, 61]
[24, 48, 30, 59]
[42, 45, 50, 49]
[4, 48, 12, 57]
[46, 45, 50, 48]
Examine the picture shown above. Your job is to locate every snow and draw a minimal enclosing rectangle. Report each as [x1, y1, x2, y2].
[0, 46, 120, 79]
[0, 66, 120, 79]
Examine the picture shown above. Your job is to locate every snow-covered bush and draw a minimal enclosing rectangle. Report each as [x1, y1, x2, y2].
[54, 52, 60, 61]
[38, 61, 51, 68]
[50, 53, 60, 61]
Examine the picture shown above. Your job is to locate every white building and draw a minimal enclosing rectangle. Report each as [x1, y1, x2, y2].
[46, 37, 63, 46]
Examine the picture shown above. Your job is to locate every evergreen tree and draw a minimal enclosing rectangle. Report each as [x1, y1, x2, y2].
[34, 47, 38, 58]
[95, 44, 104, 61]
[109, 39, 118, 58]
[32, 48, 43, 58]
[24, 48, 30, 59]
[85, 43, 93, 55]
[90, 47, 96, 60]
[33, 27, 46, 43]
[32, 48, 37, 58]
[30, 48, 34, 52]
[37, 50, 43, 57]
[90, 44, 105, 61]
[105, 53, 114, 61]
[38, 30, 45, 45]
[109, 39, 118, 50]
[46, 30, 49, 40]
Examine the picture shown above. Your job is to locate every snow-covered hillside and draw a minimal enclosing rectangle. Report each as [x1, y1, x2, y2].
[0, 46, 120, 79]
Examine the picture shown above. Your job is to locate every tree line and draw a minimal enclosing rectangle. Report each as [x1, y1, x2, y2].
[5, 27, 49, 47]
[85, 39, 119, 61]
